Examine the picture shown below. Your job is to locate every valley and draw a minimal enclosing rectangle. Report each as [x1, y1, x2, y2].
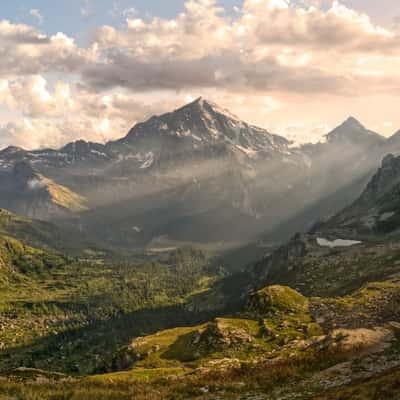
[2, 100, 400, 399]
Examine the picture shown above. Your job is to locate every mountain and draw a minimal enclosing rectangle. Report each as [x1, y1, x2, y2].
[312, 153, 400, 239]
[0, 98, 291, 172]
[242, 152, 400, 299]
[0, 99, 396, 259]
[0, 99, 310, 254]
[385, 129, 400, 146]
[0, 234, 68, 282]
[300, 116, 385, 199]
[119, 97, 290, 157]
[0, 208, 104, 255]
[0, 161, 87, 220]
[324, 116, 384, 147]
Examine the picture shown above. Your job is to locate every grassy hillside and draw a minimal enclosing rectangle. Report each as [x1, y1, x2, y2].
[2, 229, 400, 398]
[0, 208, 106, 256]
[45, 177, 88, 213]
[4, 154, 400, 399]
[3, 279, 400, 400]
[0, 208, 67, 250]
[0, 242, 223, 375]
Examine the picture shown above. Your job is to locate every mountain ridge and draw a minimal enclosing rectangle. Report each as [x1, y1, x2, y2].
[324, 116, 384, 146]
[0, 99, 393, 155]
[0, 99, 399, 257]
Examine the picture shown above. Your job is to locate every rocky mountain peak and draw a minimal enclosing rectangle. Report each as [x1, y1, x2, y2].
[342, 116, 364, 129]
[61, 139, 90, 152]
[182, 96, 241, 121]
[0, 147, 28, 170]
[325, 116, 384, 146]
[121, 98, 289, 156]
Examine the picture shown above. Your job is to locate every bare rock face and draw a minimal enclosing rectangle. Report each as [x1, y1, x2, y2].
[364, 153, 400, 200]
[311, 153, 400, 238]
[193, 320, 252, 353]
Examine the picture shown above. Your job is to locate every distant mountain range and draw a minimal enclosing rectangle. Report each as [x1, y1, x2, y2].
[0, 97, 399, 256]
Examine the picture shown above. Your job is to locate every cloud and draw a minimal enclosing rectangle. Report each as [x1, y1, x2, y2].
[0, 21, 97, 79]
[29, 9, 44, 24]
[2, 1, 400, 94]
[84, 0, 400, 96]
[80, 50, 352, 95]
[1, 0, 400, 149]
[122, 7, 137, 18]
[0, 20, 49, 44]
[80, 0, 94, 18]
[0, 75, 181, 149]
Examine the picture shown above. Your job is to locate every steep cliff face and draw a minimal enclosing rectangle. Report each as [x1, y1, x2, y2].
[312, 154, 400, 238]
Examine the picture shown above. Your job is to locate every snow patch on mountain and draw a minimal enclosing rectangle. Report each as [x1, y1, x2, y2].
[236, 145, 257, 157]
[27, 178, 47, 190]
[140, 152, 155, 169]
[317, 238, 362, 248]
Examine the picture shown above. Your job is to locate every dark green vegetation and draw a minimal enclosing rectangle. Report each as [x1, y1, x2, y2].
[0, 208, 108, 256]
[0, 235, 222, 375]
[0, 208, 70, 251]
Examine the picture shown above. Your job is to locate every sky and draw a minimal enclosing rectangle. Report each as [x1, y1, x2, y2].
[1, 0, 400, 149]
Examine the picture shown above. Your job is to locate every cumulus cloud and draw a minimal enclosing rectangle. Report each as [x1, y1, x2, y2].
[0, 75, 182, 149]
[29, 9, 44, 24]
[2, 1, 400, 93]
[79, 0, 400, 97]
[1, 0, 400, 148]
[0, 21, 96, 78]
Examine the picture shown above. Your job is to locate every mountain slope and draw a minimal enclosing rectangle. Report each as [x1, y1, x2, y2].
[314, 153, 400, 239]
[119, 97, 290, 157]
[240, 153, 400, 300]
[0, 99, 396, 257]
[58, 98, 314, 252]
[0, 208, 64, 250]
[4, 154, 400, 398]
[324, 116, 384, 147]
[0, 208, 101, 255]
[0, 233, 68, 286]
[0, 161, 87, 220]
